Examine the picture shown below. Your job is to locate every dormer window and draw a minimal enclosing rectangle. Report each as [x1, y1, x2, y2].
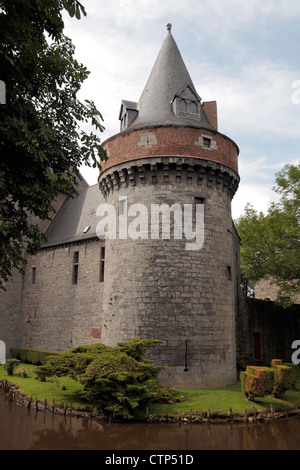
[172, 84, 202, 122]
[119, 100, 138, 131]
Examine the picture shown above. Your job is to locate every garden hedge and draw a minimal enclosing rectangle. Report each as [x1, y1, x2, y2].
[10, 348, 60, 365]
[241, 359, 297, 400]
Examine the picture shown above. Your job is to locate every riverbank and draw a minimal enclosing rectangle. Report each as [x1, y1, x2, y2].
[1, 363, 300, 425]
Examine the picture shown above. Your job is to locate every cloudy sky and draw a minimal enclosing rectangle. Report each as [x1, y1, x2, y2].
[62, 0, 300, 219]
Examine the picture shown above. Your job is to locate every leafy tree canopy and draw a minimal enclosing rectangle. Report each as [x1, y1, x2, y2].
[36, 339, 181, 419]
[0, 0, 107, 288]
[235, 163, 300, 307]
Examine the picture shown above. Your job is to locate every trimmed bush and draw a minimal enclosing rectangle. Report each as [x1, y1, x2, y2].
[10, 348, 60, 365]
[240, 371, 246, 395]
[241, 359, 296, 400]
[271, 359, 282, 368]
[283, 363, 298, 390]
[244, 369, 266, 399]
[245, 366, 274, 395]
[273, 365, 293, 398]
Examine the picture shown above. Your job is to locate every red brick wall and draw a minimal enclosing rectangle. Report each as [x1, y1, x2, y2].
[101, 126, 239, 173]
[202, 101, 218, 130]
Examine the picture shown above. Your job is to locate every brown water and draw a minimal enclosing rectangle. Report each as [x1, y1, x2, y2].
[1, 391, 300, 450]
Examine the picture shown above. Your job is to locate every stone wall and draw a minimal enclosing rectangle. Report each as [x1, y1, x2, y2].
[236, 296, 300, 370]
[0, 238, 104, 355]
[99, 155, 240, 389]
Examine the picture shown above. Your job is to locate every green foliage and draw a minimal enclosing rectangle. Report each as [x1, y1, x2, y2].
[244, 369, 267, 400]
[117, 338, 164, 361]
[283, 363, 298, 390]
[37, 339, 180, 419]
[10, 348, 60, 365]
[4, 359, 20, 375]
[240, 370, 246, 395]
[16, 366, 28, 378]
[235, 163, 300, 306]
[241, 360, 297, 400]
[36, 344, 108, 380]
[273, 365, 293, 398]
[0, 0, 107, 289]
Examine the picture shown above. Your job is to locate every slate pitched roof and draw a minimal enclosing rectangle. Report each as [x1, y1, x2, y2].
[43, 184, 104, 248]
[123, 29, 213, 130]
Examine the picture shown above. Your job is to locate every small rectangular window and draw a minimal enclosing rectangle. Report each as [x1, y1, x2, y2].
[32, 267, 36, 284]
[203, 137, 211, 148]
[99, 247, 105, 282]
[227, 266, 232, 281]
[73, 251, 79, 264]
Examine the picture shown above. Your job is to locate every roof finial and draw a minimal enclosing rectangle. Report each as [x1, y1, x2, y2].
[166, 23, 172, 33]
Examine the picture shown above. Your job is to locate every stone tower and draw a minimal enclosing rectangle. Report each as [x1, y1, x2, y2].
[98, 26, 240, 388]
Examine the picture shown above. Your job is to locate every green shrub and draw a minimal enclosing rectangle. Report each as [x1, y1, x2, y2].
[283, 363, 298, 390]
[271, 359, 283, 368]
[35, 339, 180, 419]
[240, 371, 246, 395]
[244, 369, 266, 400]
[4, 359, 20, 375]
[10, 348, 60, 365]
[273, 365, 293, 398]
[16, 366, 28, 378]
[35, 368, 48, 382]
[241, 360, 296, 400]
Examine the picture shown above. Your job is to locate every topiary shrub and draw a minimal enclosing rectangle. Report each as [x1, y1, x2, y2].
[271, 359, 283, 368]
[240, 371, 246, 395]
[241, 360, 296, 400]
[244, 369, 266, 400]
[273, 365, 293, 398]
[283, 363, 298, 390]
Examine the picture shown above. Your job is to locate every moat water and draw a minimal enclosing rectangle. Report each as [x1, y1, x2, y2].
[0, 391, 300, 451]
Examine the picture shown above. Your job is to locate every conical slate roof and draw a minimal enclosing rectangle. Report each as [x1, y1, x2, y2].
[125, 26, 213, 130]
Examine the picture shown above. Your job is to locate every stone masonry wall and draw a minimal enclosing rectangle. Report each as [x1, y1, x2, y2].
[99, 155, 239, 389]
[236, 296, 300, 369]
[0, 238, 104, 355]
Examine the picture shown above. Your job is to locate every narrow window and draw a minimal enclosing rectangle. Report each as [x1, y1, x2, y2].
[195, 197, 205, 205]
[227, 266, 232, 281]
[32, 267, 36, 284]
[72, 251, 79, 285]
[254, 332, 261, 360]
[184, 340, 189, 372]
[99, 247, 105, 282]
[119, 198, 127, 216]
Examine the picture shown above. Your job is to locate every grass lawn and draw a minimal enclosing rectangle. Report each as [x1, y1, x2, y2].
[147, 383, 300, 418]
[0, 363, 88, 409]
[1, 362, 300, 418]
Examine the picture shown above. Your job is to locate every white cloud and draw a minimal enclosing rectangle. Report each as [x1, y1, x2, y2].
[62, 0, 300, 218]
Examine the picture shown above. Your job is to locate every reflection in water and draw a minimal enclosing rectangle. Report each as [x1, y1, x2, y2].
[1, 391, 300, 450]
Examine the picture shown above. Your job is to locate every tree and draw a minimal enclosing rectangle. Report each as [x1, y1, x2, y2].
[235, 163, 300, 307]
[36, 340, 181, 419]
[0, 0, 107, 289]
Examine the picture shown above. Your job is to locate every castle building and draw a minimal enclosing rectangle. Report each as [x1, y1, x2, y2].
[0, 26, 240, 388]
